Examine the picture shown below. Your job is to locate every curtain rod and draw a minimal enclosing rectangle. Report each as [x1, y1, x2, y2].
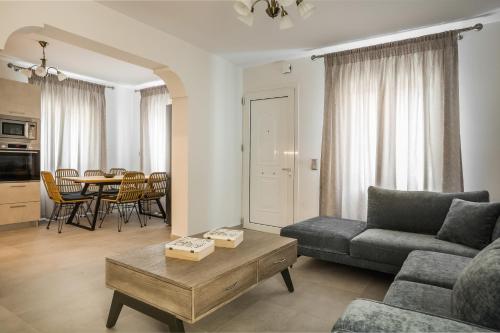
[310, 23, 483, 61]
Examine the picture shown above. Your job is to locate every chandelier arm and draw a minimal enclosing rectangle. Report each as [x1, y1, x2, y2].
[251, 0, 271, 12]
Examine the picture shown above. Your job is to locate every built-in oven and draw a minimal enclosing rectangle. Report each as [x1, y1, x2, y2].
[0, 116, 38, 140]
[0, 147, 40, 181]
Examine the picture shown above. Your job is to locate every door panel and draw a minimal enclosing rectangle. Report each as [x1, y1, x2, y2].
[249, 96, 294, 228]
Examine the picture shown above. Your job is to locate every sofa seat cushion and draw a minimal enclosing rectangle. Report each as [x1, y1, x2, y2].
[367, 186, 490, 234]
[350, 229, 479, 267]
[395, 250, 471, 289]
[280, 216, 366, 255]
[383, 280, 453, 318]
[332, 299, 493, 333]
[452, 238, 500, 330]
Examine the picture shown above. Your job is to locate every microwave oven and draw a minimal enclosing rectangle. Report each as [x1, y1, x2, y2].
[0, 116, 38, 140]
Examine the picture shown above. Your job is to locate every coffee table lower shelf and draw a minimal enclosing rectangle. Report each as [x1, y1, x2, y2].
[106, 268, 294, 332]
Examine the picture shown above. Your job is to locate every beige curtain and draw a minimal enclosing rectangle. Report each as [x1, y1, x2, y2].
[140, 85, 171, 174]
[30, 75, 107, 216]
[320, 31, 463, 220]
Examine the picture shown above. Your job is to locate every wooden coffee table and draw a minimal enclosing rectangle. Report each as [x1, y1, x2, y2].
[105, 229, 297, 332]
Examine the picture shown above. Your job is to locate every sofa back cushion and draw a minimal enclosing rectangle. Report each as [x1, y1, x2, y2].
[436, 199, 500, 250]
[452, 238, 500, 330]
[366, 187, 490, 234]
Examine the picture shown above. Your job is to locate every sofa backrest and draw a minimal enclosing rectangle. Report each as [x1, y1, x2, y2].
[366, 187, 490, 234]
[452, 238, 500, 330]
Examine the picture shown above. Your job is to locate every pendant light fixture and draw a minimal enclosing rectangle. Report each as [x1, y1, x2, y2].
[7, 40, 67, 81]
[234, 0, 315, 30]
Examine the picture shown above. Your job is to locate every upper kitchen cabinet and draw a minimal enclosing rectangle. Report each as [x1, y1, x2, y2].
[0, 78, 41, 119]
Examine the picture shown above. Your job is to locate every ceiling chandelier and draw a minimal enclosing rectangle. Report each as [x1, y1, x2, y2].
[7, 40, 67, 81]
[234, 0, 315, 30]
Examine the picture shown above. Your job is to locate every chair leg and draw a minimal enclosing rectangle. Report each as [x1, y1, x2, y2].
[134, 203, 143, 228]
[99, 202, 113, 228]
[57, 204, 66, 233]
[116, 205, 123, 232]
[47, 204, 59, 230]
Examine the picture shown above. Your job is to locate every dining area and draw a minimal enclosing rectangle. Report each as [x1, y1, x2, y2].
[40, 168, 170, 233]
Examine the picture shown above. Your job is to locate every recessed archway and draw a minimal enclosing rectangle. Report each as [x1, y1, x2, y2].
[1, 25, 190, 236]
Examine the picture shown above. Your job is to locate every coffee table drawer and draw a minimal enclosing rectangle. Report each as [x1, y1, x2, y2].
[258, 244, 297, 281]
[193, 262, 257, 319]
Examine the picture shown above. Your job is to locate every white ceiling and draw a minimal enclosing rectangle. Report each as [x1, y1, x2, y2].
[100, 0, 500, 66]
[1, 32, 159, 86]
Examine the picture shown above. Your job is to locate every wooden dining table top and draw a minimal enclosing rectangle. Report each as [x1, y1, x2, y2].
[62, 175, 150, 184]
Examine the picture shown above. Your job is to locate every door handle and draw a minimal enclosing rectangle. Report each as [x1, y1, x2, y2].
[281, 168, 292, 172]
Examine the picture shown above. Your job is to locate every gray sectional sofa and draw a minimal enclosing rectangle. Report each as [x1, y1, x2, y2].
[280, 186, 500, 332]
[333, 240, 500, 332]
[281, 186, 493, 274]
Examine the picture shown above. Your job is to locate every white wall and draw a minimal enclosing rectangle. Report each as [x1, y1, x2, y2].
[459, 21, 500, 201]
[243, 20, 500, 221]
[244, 58, 324, 222]
[0, 1, 243, 235]
[105, 87, 141, 171]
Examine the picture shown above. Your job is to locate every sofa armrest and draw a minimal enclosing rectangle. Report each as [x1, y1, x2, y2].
[332, 299, 494, 332]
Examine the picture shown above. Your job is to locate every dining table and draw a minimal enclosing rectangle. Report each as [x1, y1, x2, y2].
[62, 175, 150, 231]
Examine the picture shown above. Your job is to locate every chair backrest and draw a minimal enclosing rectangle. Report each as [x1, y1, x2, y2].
[116, 172, 145, 203]
[145, 172, 170, 197]
[84, 170, 104, 192]
[109, 168, 127, 176]
[84, 169, 104, 177]
[55, 168, 81, 193]
[41, 171, 63, 203]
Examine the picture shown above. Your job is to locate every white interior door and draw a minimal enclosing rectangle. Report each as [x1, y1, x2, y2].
[248, 93, 294, 229]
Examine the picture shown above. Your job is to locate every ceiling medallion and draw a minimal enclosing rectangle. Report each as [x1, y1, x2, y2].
[7, 40, 67, 81]
[234, 0, 315, 30]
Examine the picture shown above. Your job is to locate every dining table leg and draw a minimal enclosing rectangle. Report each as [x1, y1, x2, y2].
[89, 184, 104, 230]
[65, 183, 89, 228]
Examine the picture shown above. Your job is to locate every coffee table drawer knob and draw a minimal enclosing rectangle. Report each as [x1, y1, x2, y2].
[273, 258, 287, 264]
[225, 281, 239, 291]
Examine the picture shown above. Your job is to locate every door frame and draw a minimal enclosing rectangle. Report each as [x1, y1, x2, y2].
[242, 87, 298, 233]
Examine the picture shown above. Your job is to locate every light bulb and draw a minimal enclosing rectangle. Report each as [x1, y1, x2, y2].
[20, 68, 32, 78]
[280, 0, 294, 6]
[297, 0, 315, 19]
[234, 0, 252, 16]
[279, 13, 293, 30]
[57, 71, 67, 81]
[35, 66, 47, 77]
[238, 13, 254, 26]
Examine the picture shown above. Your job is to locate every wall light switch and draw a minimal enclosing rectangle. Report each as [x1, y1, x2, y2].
[311, 159, 318, 170]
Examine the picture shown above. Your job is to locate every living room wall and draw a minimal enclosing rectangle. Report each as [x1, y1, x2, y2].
[243, 19, 500, 220]
[459, 20, 500, 201]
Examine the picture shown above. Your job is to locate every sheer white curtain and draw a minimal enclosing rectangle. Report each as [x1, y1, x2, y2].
[140, 86, 171, 174]
[30, 75, 107, 216]
[320, 31, 463, 220]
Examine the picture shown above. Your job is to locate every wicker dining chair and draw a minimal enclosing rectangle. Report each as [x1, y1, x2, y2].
[109, 168, 127, 176]
[41, 171, 93, 233]
[55, 168, 82, 194]
[100, 172, 146, 232]
[108, 168, 127, 192]
[140, 172, 170, 224]
[83, 169, 104, 194]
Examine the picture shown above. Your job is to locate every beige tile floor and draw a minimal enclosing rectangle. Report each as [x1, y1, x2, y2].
[0, 215, 392, 333]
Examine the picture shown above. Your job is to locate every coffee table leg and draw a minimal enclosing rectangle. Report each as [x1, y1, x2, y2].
[106, 291, 124, 328]
[281, 268, 294, 292]
[106, 291, 185, 332]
